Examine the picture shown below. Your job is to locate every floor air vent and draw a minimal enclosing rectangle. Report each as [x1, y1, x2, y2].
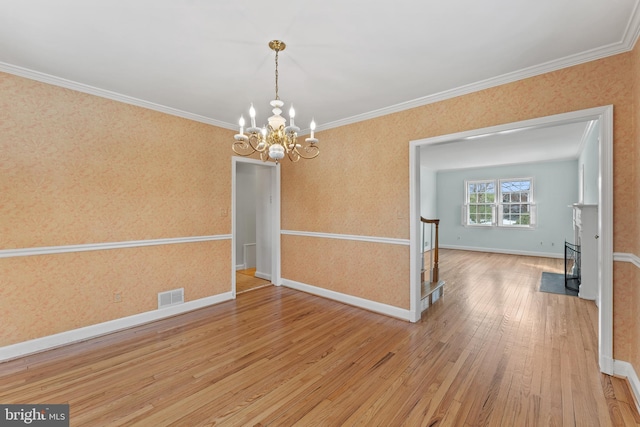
[158, 288, 184, 309]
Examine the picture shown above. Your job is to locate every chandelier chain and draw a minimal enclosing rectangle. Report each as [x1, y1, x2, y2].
[232, 40, 319, 163]
[274, 49, 279, 100]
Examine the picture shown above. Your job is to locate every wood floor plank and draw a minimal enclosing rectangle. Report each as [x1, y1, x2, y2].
[0, 249, 638, 426]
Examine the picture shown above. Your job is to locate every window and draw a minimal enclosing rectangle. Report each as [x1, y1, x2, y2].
[464, 178, 535, 228]
[466, 180, 495, 226]
[499, 179, 532, 226]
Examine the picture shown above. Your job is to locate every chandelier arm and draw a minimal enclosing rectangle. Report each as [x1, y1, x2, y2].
[232, 40, 319, 163]
[233, 131, 273, 158]
[288, 144, 302, 161]
[292, 142, 320, 160]
[232, 146, 255, 157]
[232, 139, 257, 157]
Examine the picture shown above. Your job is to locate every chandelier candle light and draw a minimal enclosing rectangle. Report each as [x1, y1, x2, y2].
[233, 40, 319, 163]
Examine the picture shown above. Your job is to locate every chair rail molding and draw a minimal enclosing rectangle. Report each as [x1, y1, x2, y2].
[0, 235, 232, 259]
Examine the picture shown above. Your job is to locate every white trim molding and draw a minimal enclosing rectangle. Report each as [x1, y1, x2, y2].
[281, 230, 410, 246]
[613, 359, 640, 415]
[231, 157, 281, 296]
[410, 105, 615, 369]
[2, 6, 640, 136]
[0, 292, 234, 362]
[614, 252, 640, 269]
[255, 271, 271, 281]
[281, 278, 413, 322]
[611, 251, 640, 381]
[0, 61, 236, 130]
[0, 235, 232, 259]
[318, 12, 640, 133]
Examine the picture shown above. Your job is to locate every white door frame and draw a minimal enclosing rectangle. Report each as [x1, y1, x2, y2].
[409, 105, 614, 374]
[231, 157, 281, 296]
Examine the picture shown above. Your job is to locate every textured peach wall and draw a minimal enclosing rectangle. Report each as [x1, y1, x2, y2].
[627, 39, 640, 371]
[0, 74, 232, 247]
[0, 72, 234, 346]
[284, 52, 634, 245]
[282, 235, 409, 309]
[0, 240, 230, 346]
[282, 52, 638, 330]
[634, 40, 640, 258]
[613, 262, 640, 366]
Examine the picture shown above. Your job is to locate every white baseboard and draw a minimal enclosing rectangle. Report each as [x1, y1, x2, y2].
[281, 278, 413, 321]
[601, 354, 615, 376]
[0, 292, 234, 362]
[255, 271, 271, 281]
[235, 264, 246, 271]
[613, 359, 640, 414]
[440, 244, 563, 259]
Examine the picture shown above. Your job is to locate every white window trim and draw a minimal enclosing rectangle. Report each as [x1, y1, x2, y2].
[464, 177, 536, 229]
[497, 177, 536, 229]
[464, 179, 496, 227]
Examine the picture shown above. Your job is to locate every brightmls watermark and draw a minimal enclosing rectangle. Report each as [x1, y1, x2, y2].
[0, 405, 69, 426]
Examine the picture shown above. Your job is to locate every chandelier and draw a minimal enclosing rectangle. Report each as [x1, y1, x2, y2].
[233, 40, 319, 163]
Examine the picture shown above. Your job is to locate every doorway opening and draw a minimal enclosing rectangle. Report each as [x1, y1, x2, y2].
[232, 157, 281, 296]
[236, 267, 271, 294]
[409, 105, 613, 374]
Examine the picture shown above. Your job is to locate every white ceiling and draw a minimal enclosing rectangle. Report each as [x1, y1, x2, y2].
[0, 0, 638, 136]
[419, 120, 595, 171]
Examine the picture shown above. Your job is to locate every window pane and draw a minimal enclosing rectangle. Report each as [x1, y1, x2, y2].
[498, 179, 532, 227]
[466, 180, 496, 226]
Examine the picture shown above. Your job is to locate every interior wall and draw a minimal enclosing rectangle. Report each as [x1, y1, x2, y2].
[280, 50, 637, 347]
[436, 160, 577, 256]
[0, 72, 233, 347]
[625, 35, 640, 374]
[634, 38, 640, 258]
[420, 166, 437, 220]
[2, 42, 638, 365]
[578, 121, 600, 205]
[420, 166, 438, 251]
[235, 162, 257, 268]
[611, 40, 640, 374]
[255, 165, 273, 279]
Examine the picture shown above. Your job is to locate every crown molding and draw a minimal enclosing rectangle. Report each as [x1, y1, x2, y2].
[319, 44, 635, 132]
[318, 7, 640, 133]
[623, 0, 640, 48]
[0, 61, 236, 131]
[2, 4, 639, 135]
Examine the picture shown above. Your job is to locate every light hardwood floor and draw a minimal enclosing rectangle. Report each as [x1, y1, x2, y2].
[236, 268, 271, 294]
[1, 250, 639, 426]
